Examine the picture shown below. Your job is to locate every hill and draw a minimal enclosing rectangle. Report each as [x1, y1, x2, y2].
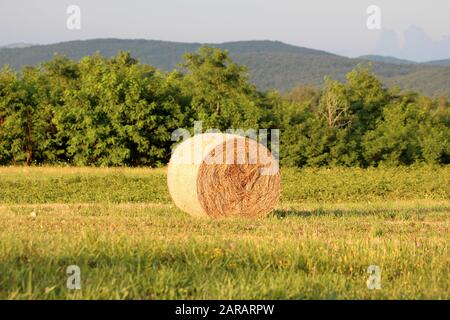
[424, 58, 450, 66]
[0, 39, 334, 71]
[359, 54, 450, 67]
[0, 38, 449, 96]
[385, 66, 450, 97]
[0, 43, 34, 49]
[358, 55, 417, 65]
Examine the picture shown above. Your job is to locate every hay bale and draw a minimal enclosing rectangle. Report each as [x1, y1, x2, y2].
[167, 133, 280, 218]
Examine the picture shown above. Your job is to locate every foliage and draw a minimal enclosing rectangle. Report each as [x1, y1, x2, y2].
[276, 66, 449, 167]
[1, 53, 191, 166]
[0, 49, 449, 167]
[181, 46, 263, 130]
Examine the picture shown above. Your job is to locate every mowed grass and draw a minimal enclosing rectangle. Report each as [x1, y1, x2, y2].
[0, 166, 449, 299]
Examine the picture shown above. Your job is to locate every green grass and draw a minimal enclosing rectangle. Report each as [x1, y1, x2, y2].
[0, 165, 449, 299]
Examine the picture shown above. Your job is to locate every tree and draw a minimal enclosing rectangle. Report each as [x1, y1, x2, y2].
[0, 53, 448, 167]
[181, 46, 263, 130]
[287, 85, 320, 109]
[346, 65, 389, 131]
[55, 52, 189, 166]
[362, 94, 449, 165]
[0, 66, 54, 165]
[319, 77, 351, 129]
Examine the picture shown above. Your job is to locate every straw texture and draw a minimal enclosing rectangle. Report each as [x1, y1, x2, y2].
[167, 133, 280, 218]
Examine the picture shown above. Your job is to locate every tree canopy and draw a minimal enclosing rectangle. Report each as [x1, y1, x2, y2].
[0, 47, 448, 167]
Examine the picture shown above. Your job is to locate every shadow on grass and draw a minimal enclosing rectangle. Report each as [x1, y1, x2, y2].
[272, 208, 352, 218]
[271, 206, 450, 218]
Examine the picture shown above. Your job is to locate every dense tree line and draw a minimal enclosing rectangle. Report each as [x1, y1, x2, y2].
[0, 47, 449, 167]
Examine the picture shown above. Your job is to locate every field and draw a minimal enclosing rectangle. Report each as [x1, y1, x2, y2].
[0, 166, 449, 299]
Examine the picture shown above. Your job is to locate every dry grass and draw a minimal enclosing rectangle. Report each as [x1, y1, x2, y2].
[0, 166, 449, 299]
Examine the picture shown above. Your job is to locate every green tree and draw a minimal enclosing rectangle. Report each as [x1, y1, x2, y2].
[181, 46, 263, 130]
[55, 52, 189, 166]
[0, 66, 55, 165]
[362, 94, 449, 165]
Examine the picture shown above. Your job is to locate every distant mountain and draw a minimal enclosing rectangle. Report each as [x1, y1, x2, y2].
[0, 39, 334, 71]
[424, 58, 450, 66]
[385, 66, 450, 97]
[0, 38, 449, 97]
[361, 54, 450, 67]
[358, 55, 417, 65]
[1, 42, 34, 49]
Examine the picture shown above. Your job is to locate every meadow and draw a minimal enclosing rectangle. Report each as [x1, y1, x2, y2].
[0, 165, 449, 299]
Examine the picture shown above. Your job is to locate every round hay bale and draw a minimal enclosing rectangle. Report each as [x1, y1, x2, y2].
[167, 133, 280, 218]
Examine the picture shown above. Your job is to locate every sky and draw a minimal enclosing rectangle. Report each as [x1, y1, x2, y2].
[1, 0, 449, 61]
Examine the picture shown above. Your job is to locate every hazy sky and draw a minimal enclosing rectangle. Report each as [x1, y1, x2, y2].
[1, 0, 449, 61]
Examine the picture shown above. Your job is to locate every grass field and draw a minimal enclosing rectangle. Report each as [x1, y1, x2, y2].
[0, 166, 449, 299]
